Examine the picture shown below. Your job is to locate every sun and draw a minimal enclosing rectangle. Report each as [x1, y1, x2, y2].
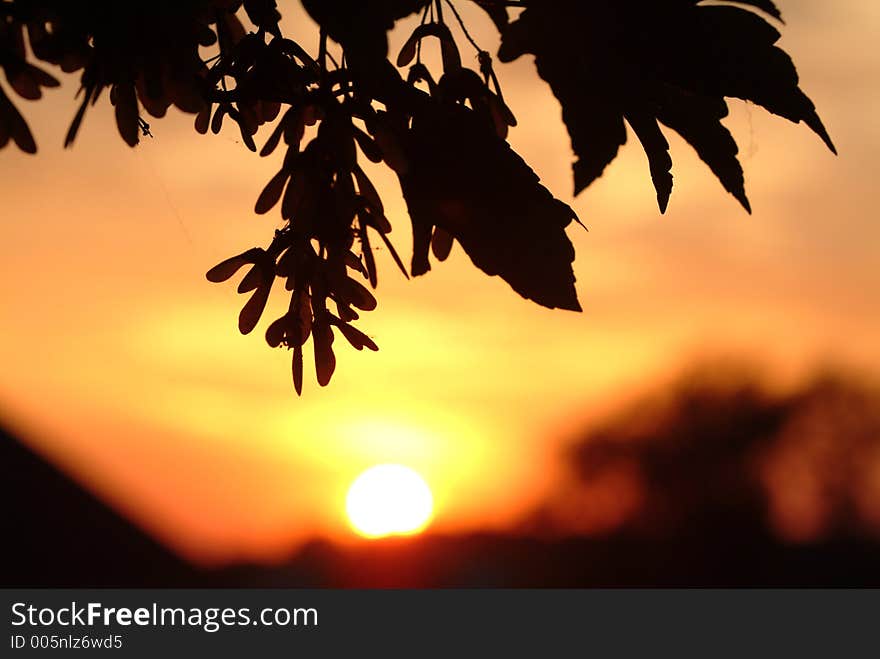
[345, 464, 434, 538]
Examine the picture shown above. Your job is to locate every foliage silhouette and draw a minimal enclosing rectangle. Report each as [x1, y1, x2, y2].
[498, 0, 836, 211]
[0, 0, 834, 392]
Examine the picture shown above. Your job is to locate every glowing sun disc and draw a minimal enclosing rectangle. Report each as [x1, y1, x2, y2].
[346, 464, 434, 538]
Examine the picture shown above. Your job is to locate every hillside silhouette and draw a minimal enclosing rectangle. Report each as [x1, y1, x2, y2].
[1, 425, 197, 587]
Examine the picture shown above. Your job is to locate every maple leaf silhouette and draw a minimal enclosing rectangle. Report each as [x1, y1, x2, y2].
[498, 0, 836, 213]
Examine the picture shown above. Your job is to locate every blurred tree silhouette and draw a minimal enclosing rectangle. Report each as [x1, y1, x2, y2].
[537, 364, 880, 544]
[0, 1, 835, 392]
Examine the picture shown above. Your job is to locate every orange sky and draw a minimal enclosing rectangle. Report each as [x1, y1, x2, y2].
[1, 1, 878, 565]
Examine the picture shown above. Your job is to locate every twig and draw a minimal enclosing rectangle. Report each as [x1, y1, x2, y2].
[445, 0, 482, 53]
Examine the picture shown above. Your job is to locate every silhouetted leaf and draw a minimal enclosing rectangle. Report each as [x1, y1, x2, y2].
[735, 0, 783, 21]
[658, 90, 750, 213]
[498, 0, 835, 211]
[398, 103, 581, 311]
[472, 0, 509, 31]
[628, 113, 674, 213]
[244, 0, 283, 36]
[302, 0, 427, 62]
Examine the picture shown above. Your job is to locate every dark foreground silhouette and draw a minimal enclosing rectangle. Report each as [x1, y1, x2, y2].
[4, 364, 880, 587]
[1, 1, 836, 392]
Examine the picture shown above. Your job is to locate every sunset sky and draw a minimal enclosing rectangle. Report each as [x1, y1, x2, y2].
[1, 1, 878, 565]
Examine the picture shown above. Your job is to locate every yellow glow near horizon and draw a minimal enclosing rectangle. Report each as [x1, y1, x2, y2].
[346, 464, 434, 538]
